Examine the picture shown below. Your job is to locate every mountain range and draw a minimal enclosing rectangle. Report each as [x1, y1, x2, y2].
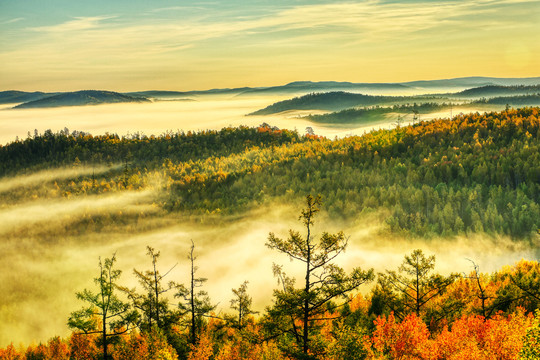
[2, 76, 539, 109]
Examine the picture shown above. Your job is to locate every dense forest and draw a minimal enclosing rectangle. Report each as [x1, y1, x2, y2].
[248, 92, 400, 115]
[303, 103, 463, 124]
[1, 108, 539, 239]
[1, 107, 540, 359]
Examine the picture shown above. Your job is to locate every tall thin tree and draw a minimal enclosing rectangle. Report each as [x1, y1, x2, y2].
[68, 254, 137, 360]
[175, 240, 215, 345]
[266, 195, 374, 358]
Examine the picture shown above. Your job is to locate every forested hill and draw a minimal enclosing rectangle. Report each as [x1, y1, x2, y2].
[248, 91, 396, 115]
[453, 84, 540, 98]
[13, 90, 150, 109]
[1, 108, 539, 239]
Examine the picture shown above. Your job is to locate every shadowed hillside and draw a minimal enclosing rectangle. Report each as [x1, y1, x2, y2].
[13, 90, 150, 109]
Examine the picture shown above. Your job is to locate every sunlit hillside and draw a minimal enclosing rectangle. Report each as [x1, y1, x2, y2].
[0, 108, 539, 358]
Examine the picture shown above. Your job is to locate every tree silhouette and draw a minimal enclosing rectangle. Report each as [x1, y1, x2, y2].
[68, 254, 137, 360]
[123, 246, 181, 332]
[175, 240, 215, 345]
[376, 249, 458, 321]
[266, 194, 374, 358]
[230, 281, 257, 329]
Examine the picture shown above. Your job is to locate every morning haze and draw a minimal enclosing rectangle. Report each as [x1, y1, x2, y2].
[1, 0, 539, 91]
[0, 0, 539, 356]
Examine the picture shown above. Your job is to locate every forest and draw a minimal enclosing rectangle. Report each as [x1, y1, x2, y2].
[1, 107, 538, 239]
[0, 197, 539, 360]
[1, 107, 539, 359]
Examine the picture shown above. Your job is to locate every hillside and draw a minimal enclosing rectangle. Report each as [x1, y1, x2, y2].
[0, 90, 53, 104]
[248, 91, 397, 115]
[239, 80, 410, 95]
[2, 108, 539, 239]
[453, 85, 540, 98]
[476, 94, 540, 106]
[13, 90, 150, 109]
[403, 76, 540, 88]
[304, 102, 456, 124]
[127, 87, 253, 99]
[1, 109, 540, 359]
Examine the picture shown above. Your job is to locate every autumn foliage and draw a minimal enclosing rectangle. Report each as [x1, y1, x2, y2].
[2, 258, 540, 360]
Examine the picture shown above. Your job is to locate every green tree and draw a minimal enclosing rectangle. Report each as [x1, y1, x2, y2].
[68, 254, 137, 360]
[519, 309, 540, 360]
[230, 281, 257, 329]
[266, 194, 374, 358]
[376, 249, 458, 321]
[123, 246, 181, 332]
[175, 240, 215, 345]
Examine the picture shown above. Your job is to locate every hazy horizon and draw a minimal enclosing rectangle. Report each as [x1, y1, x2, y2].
[1, 0, 539, 92]
[1, 0, 539, 350]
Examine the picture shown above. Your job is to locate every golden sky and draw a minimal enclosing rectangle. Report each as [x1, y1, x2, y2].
[1, 0, 539, 91]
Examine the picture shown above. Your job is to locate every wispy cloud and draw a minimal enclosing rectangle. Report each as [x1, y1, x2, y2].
[1, 0, 537, 90]
[1, 17, 24, 25]
[149, 6, 210, 13]
[30, 15, 117, 33]
[19, 0, 536, 51]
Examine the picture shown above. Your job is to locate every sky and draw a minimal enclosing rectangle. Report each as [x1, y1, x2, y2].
[1, 0, 539, 91]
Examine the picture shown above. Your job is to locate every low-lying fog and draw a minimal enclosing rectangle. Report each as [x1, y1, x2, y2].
[0, 188, 536, 347]
[0, 95, 523, 347]
[0, 95, 491, 145]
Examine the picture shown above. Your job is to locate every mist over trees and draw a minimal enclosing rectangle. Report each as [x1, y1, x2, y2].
[2, 108, 538, 239]
[1, 107, 540, 358]
[4, 219, 539, 359]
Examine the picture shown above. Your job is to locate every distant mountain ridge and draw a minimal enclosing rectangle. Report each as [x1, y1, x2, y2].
[402, 76, 540, 88]
[452, 85, 540, 98]
[12, 90, 150, 109]
[3, 77, 539, 108]
[0, 91, 55, 105]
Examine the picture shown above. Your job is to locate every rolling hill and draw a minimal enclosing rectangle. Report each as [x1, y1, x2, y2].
[13, 90, 150, 109]
[452, 85, 540, 98]
[0, 91, 54, 105]
[248, 91, 397, 115]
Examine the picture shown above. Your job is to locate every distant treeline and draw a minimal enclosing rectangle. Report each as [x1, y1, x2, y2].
[0, 126, 303, 176]
[304, 102, 457, 124]
[248, 91, 399, 115]
[474, 94, 540, 106]
[453, 84, 540, 97]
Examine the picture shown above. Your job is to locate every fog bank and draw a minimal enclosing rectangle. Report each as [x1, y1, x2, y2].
[0, 201, 535, 347]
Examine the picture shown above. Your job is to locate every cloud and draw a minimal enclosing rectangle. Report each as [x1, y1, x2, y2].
[0, 190, 156, 235]
[1, 0, 538, 90]
[1, 17, 24, 25]
[30, 15, 117, 33]
[0, 165, 119, 194]
[20, 0, 534, 48]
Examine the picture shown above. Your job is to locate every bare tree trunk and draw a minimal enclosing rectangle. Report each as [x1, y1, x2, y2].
[103, 314, 108, 360]
[154, 259, 160, 327]
[190, 244, 196, 345]
[303, 215, 312, 354]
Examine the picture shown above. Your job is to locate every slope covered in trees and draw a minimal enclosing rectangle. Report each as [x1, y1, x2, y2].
[13, 90, 150, 109]
[248, 92, 398, 115]
[303, 102, 459, 124]
[476, 94, 540, 106]
[452, 84, 540, 98]
[1, 108, 539, 239]
[2, 108, 540, 358]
